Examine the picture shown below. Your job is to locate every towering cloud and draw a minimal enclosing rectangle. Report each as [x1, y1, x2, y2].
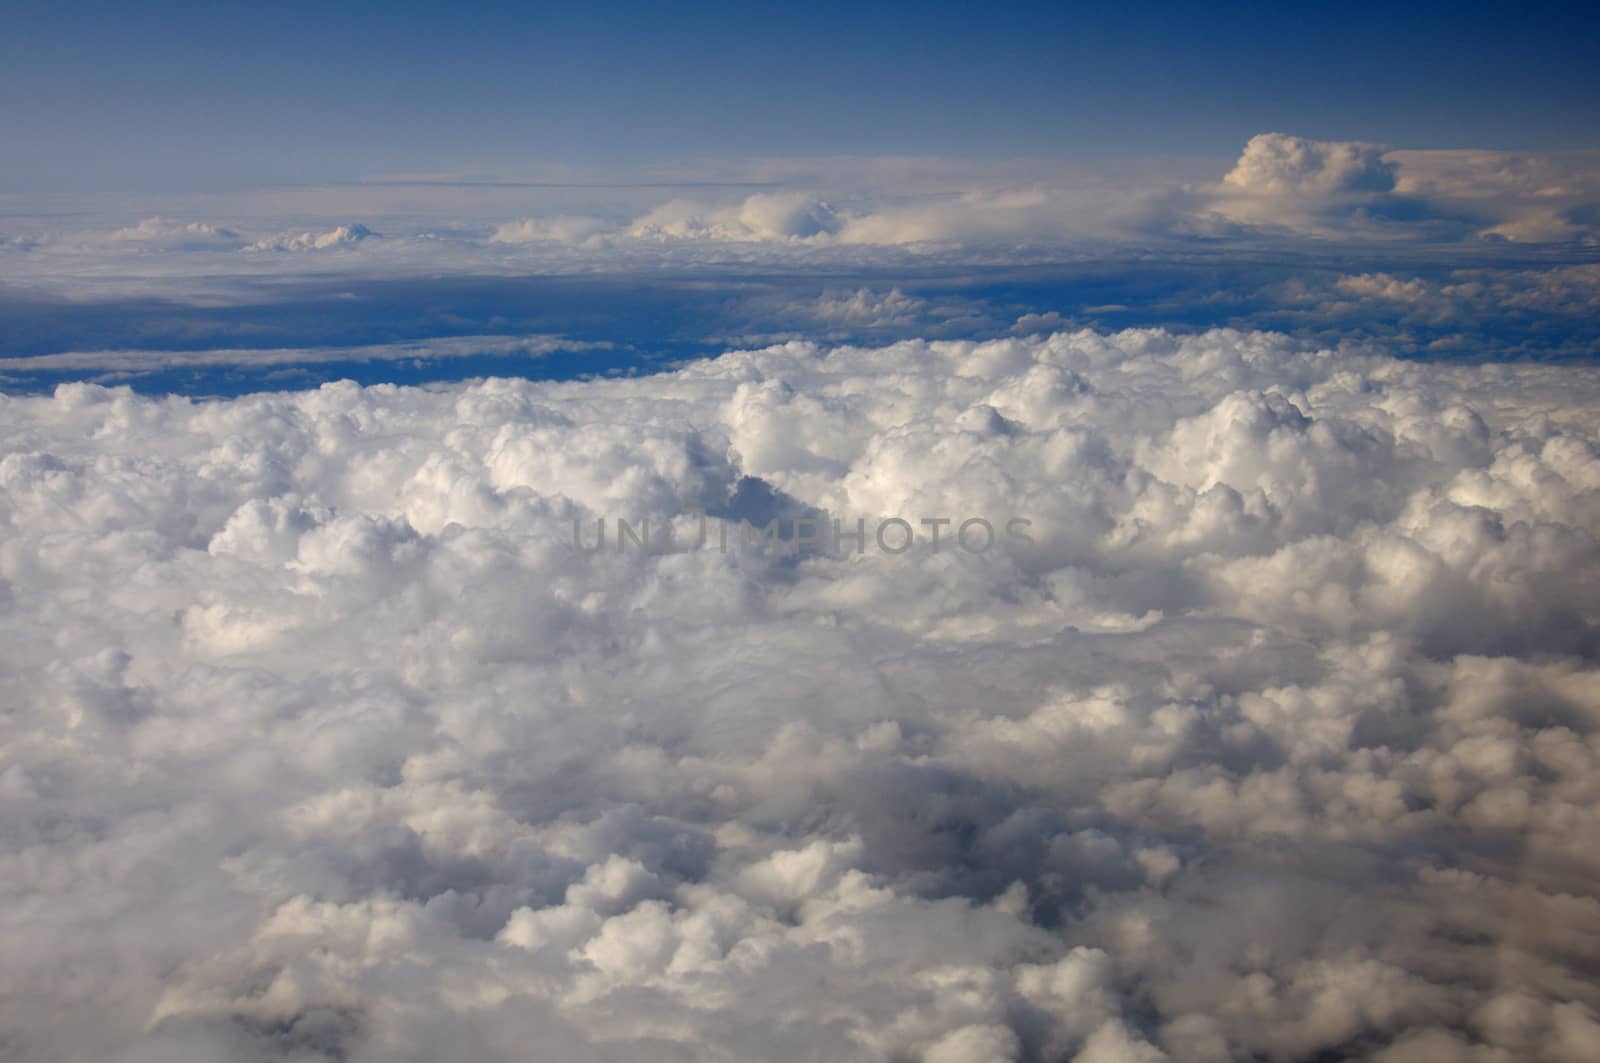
[1223, 132, 1399, 198]
[628, 192, 843, 241]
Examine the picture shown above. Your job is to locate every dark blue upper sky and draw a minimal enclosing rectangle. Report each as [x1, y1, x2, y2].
[5, 0, 1598, 194]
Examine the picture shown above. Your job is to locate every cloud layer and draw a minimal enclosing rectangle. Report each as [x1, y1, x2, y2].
[2, 328, 1598, 1060]
[5, 134, 1597, 388]
[8, 134, 1600, 278]
[482, 134, 1600, 248]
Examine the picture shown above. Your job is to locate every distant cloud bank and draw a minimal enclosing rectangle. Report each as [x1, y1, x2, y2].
[478, 133, 1600, 248]
[8, 134, 1600, 271]
[244, 222, 377, 253]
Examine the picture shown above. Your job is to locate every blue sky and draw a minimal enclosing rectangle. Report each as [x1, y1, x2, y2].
[5, 1, 1600, 194]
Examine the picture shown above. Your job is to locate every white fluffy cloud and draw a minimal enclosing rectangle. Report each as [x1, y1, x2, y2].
[540, 137, 1600, 247]
[6, 137, 1599, 317]
[3, 327, 1599, 1060]
[106, 216, 247, 251]
[1392, 147, 1600, 243]
[1199, 133, 1407, 236]
[627, 192, 843, 241]
[1224, 132, 1399, 198]
[490, 215, 615, 245]
[244, 223, 377, 252]
[1201, 133, 1600, 243]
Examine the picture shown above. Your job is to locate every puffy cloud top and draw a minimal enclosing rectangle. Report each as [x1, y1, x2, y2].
[2, 328, 1599, 1060]
[628, 191, 842, 241]
[106, 216, 245, 250]
[8, 136, 1600, 286]
[1223, 132, 1398, 198]
[490, 215, 614, 245]
[245, 223, 377, 252]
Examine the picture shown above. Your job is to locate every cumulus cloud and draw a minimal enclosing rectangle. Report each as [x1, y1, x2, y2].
[552, 137, 1600, 249]
[105, 216, 247, 251]
[1392, 148, 1600, 244]
[6, 138, 1598, 318]
[1224, 133, 1399, 199]
[627, 191, 843, 241]
[490, 215, 615, 245]
[507, 138, 1598, 248]
[244, 223, 377, 252]
[2, 326, 1598, 1059]
[1199, 132, 1415, 236]
[1246, 263, 1600, 358]
[606, 183, 1159, 248]
[1199, 134, 1600, 244]
[807, 286, 926, 327]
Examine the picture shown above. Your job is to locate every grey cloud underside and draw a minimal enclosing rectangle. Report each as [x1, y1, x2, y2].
[3, 329, 1599, 1061]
